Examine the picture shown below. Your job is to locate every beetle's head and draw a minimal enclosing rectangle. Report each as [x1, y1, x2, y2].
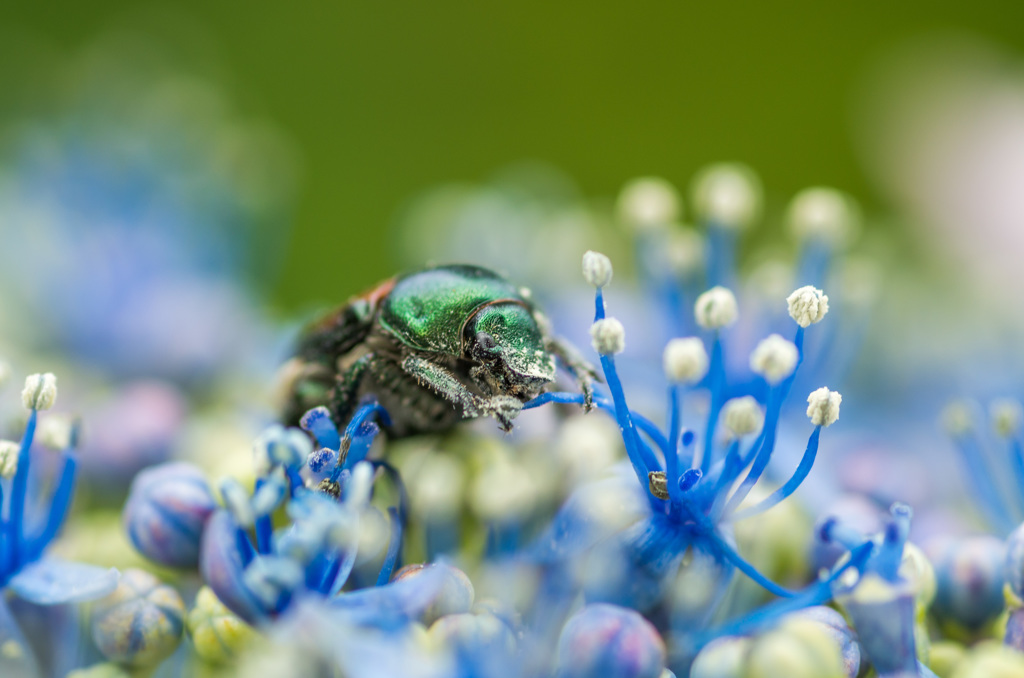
[463, 302, 556, 401]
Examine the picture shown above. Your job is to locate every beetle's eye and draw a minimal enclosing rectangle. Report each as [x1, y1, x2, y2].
[475, 332, 497, 351]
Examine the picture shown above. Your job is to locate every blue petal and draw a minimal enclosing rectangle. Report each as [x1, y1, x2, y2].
[8, 559, 119, 605]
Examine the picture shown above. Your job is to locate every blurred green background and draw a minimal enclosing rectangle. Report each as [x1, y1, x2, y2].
[3, 1, 1023, 312]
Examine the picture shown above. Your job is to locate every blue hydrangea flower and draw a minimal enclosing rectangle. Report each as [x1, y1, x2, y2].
[0, 373, 119, 676]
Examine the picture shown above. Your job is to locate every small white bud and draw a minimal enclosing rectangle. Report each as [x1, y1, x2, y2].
[942, 401, 973, 436]
[786, 286, 830, 328]
[0, 360, 10, 387]
[691, 163, 762, 229]
[590, 318, 626, 355]
[750, 334, 799, 384]
[665, 227, 704, 276]
[694, 287, 738, 330]
[21, 373, 57, 411]
[787, 187, 859, 246]
[617, 177, 681, 229]
[663, 337, 709, 384]
[991, 399, 1023, 438]
[37, 416, 72, 450]
[723, 396, 764, 437]
[582, 251, 613, 288]
[806, 387, 842, 427]
[0, 440, 19, 479]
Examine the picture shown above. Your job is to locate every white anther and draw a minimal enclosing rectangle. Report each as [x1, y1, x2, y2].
[617, 177, 681, 229]
[590, 318, 626, 355]
[0, 440, 19, 479]
[992, 399, 1023, 438]
[692, 163, 762, 229]
[665, 227, 704, 276]
[787, 187, 858, 246]
[942, 401, 973, 436]
[663, 337, 709, 384]
[37, 416, 72, 450]
[694, 287, 738, 330]
[806, 387, 842, 427]
[723, 396, 764, 437]
[21, 373, 57, 411]
[582, 251, 613, 288]
[749, 334, 799, 384]
[787, 286, 830, 328]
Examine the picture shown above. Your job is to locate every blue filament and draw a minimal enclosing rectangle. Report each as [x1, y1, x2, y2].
[376, 507, 403, 586]
[732, 426, 821, 520]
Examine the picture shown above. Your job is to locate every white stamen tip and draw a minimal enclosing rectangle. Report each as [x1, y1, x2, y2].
[723, 396, 764, 437]
[590, 318, 626, 356]
[582, 251, 614, 288]
[692, 163, 762, 229]
[0, 440, 19, 479]
[806, 387, 842, 427]
[694, 287, 738, 330]
[750, 334, 799, 384]
[617, 177, 681, 229]
[787, 187, 858, 246]
[37, 416, 72, 450]
[991, 399, 1023, 438]
[786, 286, 829, 327]
[21, 373, 57, 411]
[663, 337, 709, 384]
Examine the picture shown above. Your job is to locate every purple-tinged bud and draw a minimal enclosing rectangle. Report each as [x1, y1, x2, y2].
[746, 618, 846, 678]
[928, 535, 1006, 630]
[840, 575, 918, 676]
[123, 462, 216, 568]
[555, 603, 666, 678]
[392, 563, 475, 626]
[91, 569, 185, 668]
[689, 635, 750, 678]
[791, 606, 861, 678]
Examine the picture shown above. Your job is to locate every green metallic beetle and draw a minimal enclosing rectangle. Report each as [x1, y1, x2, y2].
[281, 264, 597, 436]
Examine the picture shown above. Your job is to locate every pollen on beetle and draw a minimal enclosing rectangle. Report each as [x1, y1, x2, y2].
[582, 251, 613, 288]
[694, 287, 738, 330]
[663, 337, 708, 384]
[617, 177, 681, 230]
[807, 387, 842, 427]
[691, 162, 762, 229]
[0, 440, 19, 479]
[749, 334, 798, 384]
[991, 398, 1023, 438]
[590, 318, 626, 356]
[787, 187, 858, 246]
[21, 372, 57, 411]
[723, 396, 764, 437]
[787, 286, 829, 327]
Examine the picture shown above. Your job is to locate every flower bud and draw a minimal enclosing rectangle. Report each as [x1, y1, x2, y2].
[617, 177, 681, 230]
[786, 286, 829, 328]
[695, 287, 738, 330]
[590, 318, 626, 356]
[750, 335, 799, 384]
[393, 563, 475, 626]
[747, 618, 846, 678]
[689, 635, 750, 678]
[691, 162, 762, 229]
[806, 388, 841, 427]
[91, 569, 185, 668]
[663, 338, 708, 384]
[21, 373, 57, 411]
[929, 535, 1006, 630]
[186, 586, 257, 664]
[722, 396, 763, 438]
[582, 251, 614, 288]
[427, 612, 517, 657]
[123, 463, 217, 568]
[556, 603, 666, 678]
[66, 664, 132, 678]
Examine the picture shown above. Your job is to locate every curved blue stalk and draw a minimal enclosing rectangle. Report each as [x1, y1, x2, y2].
[376, 507, 403, 586]
[707, 532, 797, 599]
[951, 432, 1014, 534]
[594, 287, 606, 321]
[26, 454, 77, 561]
[873, 504, 911, 581]
[730, 426, 821, 521]
[254, 479, 273, 555]
[1011, 438, 1024, 521]
[700, 336, 725, 474]
[707, 440, 743, 519]
[7, 409, 38, 572]
[599, 354, 651, 487]
[328, 549, 358, 596]
[667, 385, 683, 505]
[719, 387, 784, 517]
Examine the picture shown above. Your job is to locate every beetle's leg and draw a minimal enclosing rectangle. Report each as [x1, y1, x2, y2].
[546, 336, 601, 412]
[329, 353, 375, 428]
[401, 355, 522, 432]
